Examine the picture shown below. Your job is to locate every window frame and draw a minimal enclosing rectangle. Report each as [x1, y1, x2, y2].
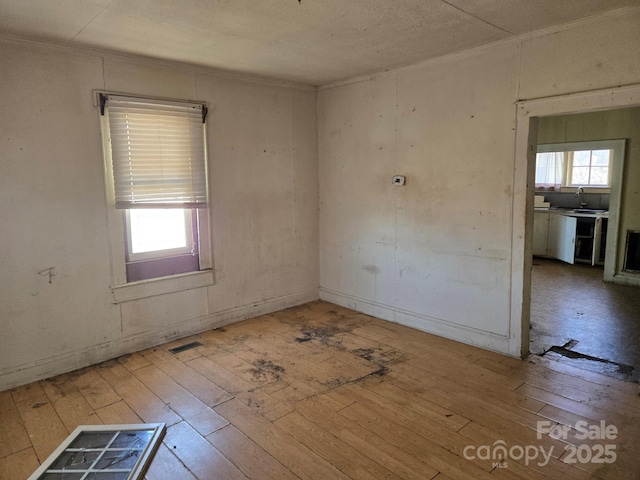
[27, 423, 165, 480]
[97, 91, 213, 303]
[565, 149, 612, 188]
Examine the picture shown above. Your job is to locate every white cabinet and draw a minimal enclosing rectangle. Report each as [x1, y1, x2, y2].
[533, 211, 607, 265]
[533, 211, 550, 256]
[548, 214, 577, 264]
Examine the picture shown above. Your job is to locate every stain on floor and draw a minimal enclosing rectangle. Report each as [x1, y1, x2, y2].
[249, 359, 285, 381]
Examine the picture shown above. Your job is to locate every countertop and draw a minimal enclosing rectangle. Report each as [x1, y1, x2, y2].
[534, 207, 608, 218]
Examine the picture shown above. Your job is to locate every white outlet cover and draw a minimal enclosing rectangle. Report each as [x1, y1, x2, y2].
[392, 175, 406, 186]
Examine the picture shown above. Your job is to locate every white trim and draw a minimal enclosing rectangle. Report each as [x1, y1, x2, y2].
[610, 272, 640, 287]
[211, 288, 319, 325]
[553, 187, 611, 194]
[0, 288, 319, 391]
[99, 108, 127, 285]
[602, 142, 626, 282]
[513, 83, 640, 357]
[111, 270, 214, 303]
[320, 288, 511, 355]
[197, 208, 213, 271]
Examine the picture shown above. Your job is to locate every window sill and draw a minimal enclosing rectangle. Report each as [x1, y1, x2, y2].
[560, 187, 610, 194]
[111, 270, 214, 304]
[535, 187, 611, 194]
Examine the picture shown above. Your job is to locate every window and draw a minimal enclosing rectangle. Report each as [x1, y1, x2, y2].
[126, 209, 195, 261]
[535, 140, 622, 191]
[567, 149, 610, 187]
[28, 423, 165, 480]
[99, 93, 213, 298]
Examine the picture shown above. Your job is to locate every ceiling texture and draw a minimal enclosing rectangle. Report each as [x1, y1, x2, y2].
[1, 0, 639, 86]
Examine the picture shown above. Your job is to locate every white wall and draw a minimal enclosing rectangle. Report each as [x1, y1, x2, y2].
[318, 9, 640, 355]
[0, 39, 319, 390]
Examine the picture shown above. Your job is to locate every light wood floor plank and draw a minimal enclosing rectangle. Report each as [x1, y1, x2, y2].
[13, 394, 69, 462]
[96, 361, 182, 426]
[384, 371, 567, 457]
[515, 382, 632, 425]
[207, 425, 301, 480]
[275, 410, 403, 479]
[0, 447, 40, 480]
[295, 396, 438, 480]
[338, 400, 495, 480]
[357, 374, 470, 432]
[95, 400, 143, 424]
[187, 355, 256, 395]
[163, 421, 247, 480]
[69, 367, 121, 410]
[215, 398, 350, 480]
[0, 390, 31, 458]
[141, 348, 233, 407]
[144, 443, 198, 480]
[40, 374, 102, 431]
[132, 365, 228, 436]
[118, 352, 152, 372]
[457, 420, 588, 480]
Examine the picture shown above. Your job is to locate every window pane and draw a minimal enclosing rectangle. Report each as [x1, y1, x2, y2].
[591, 149, 611, 166]
[571, 166, 590, 185]
[535, 152, 564, 186]
[69, 432, 115, 449]
[590, 167, 609, 185]
[572, 151, 591, 167]
[50, 450, 101, 470]
[534, 157, 550, 184]
[129, 209, 188, 254]
[111, 431, 154, 449]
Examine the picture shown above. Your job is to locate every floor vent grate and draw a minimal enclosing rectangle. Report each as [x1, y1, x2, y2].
[169, 341, 203, 354]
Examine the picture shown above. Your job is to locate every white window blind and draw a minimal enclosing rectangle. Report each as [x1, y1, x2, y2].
[105, 95, 208, 209]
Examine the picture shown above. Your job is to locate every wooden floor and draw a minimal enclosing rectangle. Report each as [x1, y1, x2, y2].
[1, 301, 639, 479]
[531, 258, 640, 381]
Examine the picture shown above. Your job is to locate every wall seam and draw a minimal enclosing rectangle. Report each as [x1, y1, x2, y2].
[393, 72, 400, 310]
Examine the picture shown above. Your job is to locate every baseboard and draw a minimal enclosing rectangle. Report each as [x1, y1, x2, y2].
[320, 287, 512, 355]
[611, 272, 640, 287]
[0, 288, 319, 392]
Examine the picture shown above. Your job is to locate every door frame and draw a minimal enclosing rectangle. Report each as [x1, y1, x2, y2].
[510, 84, 640, 358]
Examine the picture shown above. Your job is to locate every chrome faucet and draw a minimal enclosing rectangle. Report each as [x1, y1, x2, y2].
[575, 186, 588, 208]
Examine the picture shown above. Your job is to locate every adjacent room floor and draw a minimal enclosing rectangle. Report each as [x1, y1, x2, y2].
[2, 301, 639, 479]
[530, 258, 640, 382]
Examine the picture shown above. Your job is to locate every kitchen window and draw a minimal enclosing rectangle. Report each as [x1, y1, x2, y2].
[535, 140, 622, 192]
[99, 93, 213, 301]
[566, 149, 611, 187]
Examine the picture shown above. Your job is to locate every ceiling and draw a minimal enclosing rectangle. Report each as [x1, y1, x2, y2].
[1, 0, 638, 86]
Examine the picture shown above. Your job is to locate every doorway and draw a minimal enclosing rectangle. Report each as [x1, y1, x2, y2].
[510, 85, 640, 380]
